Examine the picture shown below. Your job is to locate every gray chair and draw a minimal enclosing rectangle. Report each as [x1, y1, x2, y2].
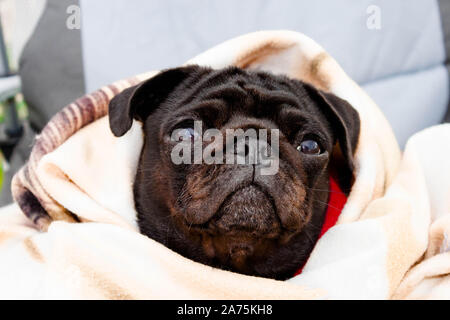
[0, 15, 24, 205]
[0, 0, 84, 204]
[0, 16, 22, 159]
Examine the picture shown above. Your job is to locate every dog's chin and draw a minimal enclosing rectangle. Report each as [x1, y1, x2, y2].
[182, 184, 297, 274]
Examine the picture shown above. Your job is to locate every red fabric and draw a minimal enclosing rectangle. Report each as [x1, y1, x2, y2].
[294, 175, 348, 276]
[318, 176, 347, 238]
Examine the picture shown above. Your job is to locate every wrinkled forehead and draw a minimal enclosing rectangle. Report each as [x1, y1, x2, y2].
[161, 70, 332, 135]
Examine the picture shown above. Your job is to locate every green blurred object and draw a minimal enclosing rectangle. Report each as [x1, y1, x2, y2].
[0, 151, 3, 192]
[0, 13, 25, 203]
[0, 94, 28, 123]
[0, 93, 28, 194]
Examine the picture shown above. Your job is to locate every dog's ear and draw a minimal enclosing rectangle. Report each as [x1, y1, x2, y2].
[318, 90, 360, 172]
[305, 84, 360, 188]
[109, 65, 200, 137]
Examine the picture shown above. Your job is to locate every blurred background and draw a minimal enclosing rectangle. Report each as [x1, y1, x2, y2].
[0, 0, 449, 205]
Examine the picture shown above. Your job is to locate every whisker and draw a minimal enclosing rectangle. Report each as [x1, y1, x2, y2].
[305, 187, 346, 195]
[302, 229, 315, 243]
[312, 199, 343, 211]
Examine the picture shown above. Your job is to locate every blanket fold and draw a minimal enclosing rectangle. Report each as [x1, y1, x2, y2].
[0, 30, 449, 299]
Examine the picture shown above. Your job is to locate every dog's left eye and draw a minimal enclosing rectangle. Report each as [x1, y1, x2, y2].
[297, 139, 321, 155]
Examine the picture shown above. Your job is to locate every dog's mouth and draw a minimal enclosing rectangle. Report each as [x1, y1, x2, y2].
[210, 184, 281, 234]
[185, 184, 289, 272]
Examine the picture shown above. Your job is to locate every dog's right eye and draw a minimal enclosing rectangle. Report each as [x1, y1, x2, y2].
[171, 125, 202, 142]
[170, 119, 202, 142]
[176, 128, 197, 141]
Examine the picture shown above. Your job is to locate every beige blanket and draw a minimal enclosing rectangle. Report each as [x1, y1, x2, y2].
[1, 30, 449, 299]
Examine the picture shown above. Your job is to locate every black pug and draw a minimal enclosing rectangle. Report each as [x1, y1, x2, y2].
[108, 65, 360, 280]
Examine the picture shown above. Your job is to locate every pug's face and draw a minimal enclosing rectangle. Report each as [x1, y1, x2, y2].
[109, 65, 359, 280]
